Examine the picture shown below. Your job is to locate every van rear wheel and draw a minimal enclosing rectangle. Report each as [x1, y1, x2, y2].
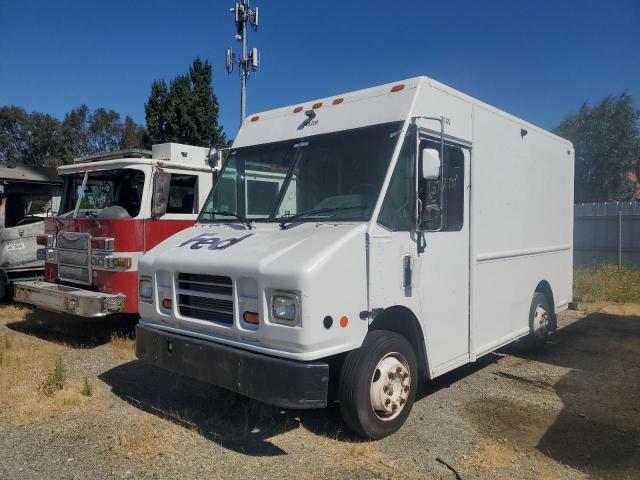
[524, 292, 551, 350]
[338, 330, 418, 439]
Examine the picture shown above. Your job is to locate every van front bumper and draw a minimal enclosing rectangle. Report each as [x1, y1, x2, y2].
[135, 323, 330, 409]
[13, 280, 126, 317]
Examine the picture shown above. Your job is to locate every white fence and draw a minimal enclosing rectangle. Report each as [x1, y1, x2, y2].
[574, 201, 640, 267]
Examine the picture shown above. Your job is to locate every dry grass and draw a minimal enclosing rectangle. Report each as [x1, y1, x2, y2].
[0, 304, 32, 325]
[110, 332, 135, 361]
[574, 265, 640, 303]
[111, 416, 195, 458]
[110, 332, 134, 349]
[0, 314, 90, 423]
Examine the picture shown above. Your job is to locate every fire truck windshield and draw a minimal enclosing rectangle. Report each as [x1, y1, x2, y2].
[59, 169, 145, 219]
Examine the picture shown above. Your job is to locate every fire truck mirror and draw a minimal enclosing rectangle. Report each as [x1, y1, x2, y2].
[151, 172, 172, 218]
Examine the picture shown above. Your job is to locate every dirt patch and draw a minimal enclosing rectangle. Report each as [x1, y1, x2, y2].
[465, 306, 640, 479]
[1, 304, 639, 479]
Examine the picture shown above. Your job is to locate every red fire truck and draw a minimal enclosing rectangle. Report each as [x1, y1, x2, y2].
[14, 143, 218, 317]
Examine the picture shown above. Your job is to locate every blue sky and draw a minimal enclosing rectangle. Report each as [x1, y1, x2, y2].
[1, 0, 638, 139]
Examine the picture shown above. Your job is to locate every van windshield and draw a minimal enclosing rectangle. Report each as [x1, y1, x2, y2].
[59, 169, 145, 218]
[199, 121, 403, 223]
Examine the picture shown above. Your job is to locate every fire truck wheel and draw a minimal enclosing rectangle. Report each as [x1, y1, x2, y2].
[523, 291, 551, 351]
[338, 330, 418, 439]
[0, 271, 8, 300]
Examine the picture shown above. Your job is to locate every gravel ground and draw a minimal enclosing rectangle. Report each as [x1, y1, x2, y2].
[1, 303, 639, 479]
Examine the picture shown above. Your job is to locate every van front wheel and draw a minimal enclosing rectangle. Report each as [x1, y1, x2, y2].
[338, 330, 418, 439]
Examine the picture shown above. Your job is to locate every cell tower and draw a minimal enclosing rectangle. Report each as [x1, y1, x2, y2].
[226, 1, 260, 127]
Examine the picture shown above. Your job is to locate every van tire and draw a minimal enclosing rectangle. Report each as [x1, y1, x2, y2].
[338, 330, 418, 439]
[524, 292, 551, 351]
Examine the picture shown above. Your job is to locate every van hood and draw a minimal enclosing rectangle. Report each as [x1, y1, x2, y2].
[140, 222, 368, 279]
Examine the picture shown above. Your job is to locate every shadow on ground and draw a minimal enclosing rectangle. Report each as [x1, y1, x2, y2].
[493, 312, 640, 478]
[7, 308, 138, 348]
[99, 360, 343, 456]
[99, 349, 501, 456]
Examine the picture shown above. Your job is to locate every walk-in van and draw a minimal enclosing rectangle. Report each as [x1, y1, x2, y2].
[135, 76, 574, 438]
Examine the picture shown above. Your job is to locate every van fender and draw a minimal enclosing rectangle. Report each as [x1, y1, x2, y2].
[368, 305, 432, 380]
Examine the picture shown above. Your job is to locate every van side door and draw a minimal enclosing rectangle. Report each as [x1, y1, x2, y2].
[417, 138, 471, 375]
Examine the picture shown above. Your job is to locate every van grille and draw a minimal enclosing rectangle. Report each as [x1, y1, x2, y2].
[176, 273, 233, 325]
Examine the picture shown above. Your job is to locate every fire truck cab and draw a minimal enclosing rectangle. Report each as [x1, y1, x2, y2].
[14, 143, 217, 317]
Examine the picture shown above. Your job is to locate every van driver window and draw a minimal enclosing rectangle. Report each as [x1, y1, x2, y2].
[420, 142, 465, 232]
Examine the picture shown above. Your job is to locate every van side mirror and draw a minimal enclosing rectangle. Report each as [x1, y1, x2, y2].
[421, 148, 441, 180]
[151, 172, 171, 218]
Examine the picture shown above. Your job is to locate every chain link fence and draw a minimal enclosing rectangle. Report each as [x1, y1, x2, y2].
[574, 201, 640, 267]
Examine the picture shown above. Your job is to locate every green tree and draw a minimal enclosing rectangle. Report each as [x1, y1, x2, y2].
[61, 104, 92, 157]
[61, 105, 148, 159]
[144, 80, 169, 144]
[1, 104, 148, 165]
[89, 108, 123, 153]
[0, 106, 31, 163]
[121, 116, 149, 149]
[145, 57, 226, 147]
[26, 112, 66, 166]
[0, 107, 65, 165]
[554, 94, 640, 202]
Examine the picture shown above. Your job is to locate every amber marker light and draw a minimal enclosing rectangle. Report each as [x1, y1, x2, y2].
[244, 311, 259, 324]
[312, 102, 323, 109]
[162, 299, 172, 309]
[293, 106, 304, 113]
[390, 84, 405, 92]
[340, 316, 349, 328]
[250, 115, 260, 122]
[332, 97, 344, 105]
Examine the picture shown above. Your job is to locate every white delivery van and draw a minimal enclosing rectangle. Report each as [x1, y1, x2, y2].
[135, 76, 574, 439]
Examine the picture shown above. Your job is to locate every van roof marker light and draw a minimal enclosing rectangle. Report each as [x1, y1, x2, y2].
[293, 106, 304, 113]
[312, 102, 323, 109]
[332, 98, 344, 105]
[250, 115, 260, 122]
[390, 84, 405, 92]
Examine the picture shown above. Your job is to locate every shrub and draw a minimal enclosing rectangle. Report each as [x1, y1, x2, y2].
[40, 355, 65, 396]
[574, 265, 640, 303]
[81, 376, 92, 397]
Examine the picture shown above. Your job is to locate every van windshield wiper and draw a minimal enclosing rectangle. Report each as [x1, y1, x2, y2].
[209, 210, 253, 229]
[278, 206, 367, 229]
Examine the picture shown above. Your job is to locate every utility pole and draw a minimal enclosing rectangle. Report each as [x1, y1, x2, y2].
[226, 1, 260, 127]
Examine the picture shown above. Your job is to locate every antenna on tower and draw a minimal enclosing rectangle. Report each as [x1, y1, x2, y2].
[227, 0, 260, 127]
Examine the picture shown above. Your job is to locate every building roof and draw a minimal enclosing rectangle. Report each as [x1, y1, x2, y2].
[0, 163, 61, 184]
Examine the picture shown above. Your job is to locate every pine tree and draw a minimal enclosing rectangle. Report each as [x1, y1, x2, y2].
[145, 58, 226, 147]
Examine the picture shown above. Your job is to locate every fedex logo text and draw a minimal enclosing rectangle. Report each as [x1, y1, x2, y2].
[178, 233, 254, 251]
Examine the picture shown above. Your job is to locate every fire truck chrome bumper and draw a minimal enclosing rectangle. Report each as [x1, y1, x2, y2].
[136, 324, 329, 409]
[13, 280, 126, 317]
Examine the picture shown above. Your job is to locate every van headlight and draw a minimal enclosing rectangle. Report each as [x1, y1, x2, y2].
[139, 276, 153, 303]
[271, 292, 300, 326]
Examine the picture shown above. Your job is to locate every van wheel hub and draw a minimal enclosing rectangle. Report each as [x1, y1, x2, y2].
[370, 353, 411, 421]
[533, 305, 549, 338]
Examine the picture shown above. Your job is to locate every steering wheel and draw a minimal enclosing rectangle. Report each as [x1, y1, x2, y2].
[349, 184, 376, 196]
[393, 198, 413, 217]
[15, 215, 44, 226]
